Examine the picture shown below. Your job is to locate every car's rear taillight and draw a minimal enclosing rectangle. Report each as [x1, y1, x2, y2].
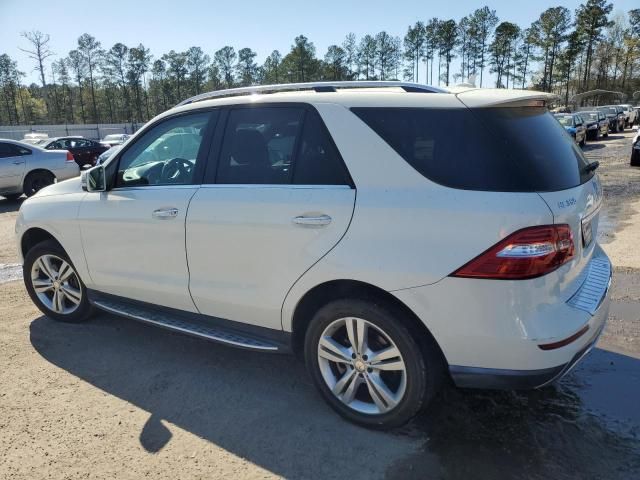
[451, 225, 574, 280]
[66, 151, 75, 162]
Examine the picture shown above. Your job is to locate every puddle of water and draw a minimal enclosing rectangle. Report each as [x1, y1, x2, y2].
[0, 263, 23, 284]
[390, 348, 640, 480]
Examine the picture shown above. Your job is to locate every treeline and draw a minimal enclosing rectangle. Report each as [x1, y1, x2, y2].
[0, 0, 639, 126]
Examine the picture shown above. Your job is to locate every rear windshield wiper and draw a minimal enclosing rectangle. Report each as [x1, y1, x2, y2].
[583, 161, 600, 173]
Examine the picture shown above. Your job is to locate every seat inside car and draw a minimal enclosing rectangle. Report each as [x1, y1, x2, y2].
[225, 129, 276, 183]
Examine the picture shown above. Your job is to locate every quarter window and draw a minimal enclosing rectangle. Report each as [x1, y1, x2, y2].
[292, 112, 350, 185]
[116, 111, 214, 187]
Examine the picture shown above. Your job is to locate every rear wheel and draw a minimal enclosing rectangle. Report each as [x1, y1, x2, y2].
[305, 298, 442, 429]
[23, 171, 54, 197]
[23, 240, 94, 323]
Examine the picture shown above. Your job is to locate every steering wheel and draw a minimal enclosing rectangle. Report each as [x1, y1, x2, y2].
[161, 158, 192, 183]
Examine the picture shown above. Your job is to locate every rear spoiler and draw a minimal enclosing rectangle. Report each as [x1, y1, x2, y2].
[451, 88, 559, 109]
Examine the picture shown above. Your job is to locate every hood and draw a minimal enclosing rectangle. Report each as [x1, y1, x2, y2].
[33, 176, 83, 198]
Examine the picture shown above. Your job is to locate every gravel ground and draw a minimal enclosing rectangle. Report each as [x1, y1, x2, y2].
[0, 130, 639, 480]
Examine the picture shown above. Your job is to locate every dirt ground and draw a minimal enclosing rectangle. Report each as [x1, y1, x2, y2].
[1, 131, 639, 480]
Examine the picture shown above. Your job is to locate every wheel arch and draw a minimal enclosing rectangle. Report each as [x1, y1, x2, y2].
[21, 227, 63, 259]
[289, 279, 448, 368]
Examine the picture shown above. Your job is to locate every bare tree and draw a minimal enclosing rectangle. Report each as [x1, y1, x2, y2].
[19, 30, 54, 120]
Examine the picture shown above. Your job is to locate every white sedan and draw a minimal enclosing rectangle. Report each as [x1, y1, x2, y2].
[0, 139, 79, 199]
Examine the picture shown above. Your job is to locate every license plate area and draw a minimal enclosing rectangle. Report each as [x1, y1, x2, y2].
[581, 213, 596, 248]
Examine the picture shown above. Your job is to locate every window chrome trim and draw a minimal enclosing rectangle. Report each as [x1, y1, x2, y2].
[198, 184, 352, 190]
[110, 184, 200, 192]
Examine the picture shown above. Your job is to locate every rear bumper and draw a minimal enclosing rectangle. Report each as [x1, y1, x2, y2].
[449, 315, 607, 389]
[393, 245, 612, 390]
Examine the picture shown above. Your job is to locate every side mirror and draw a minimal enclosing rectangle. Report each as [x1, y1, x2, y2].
[82, 165, 106, 192]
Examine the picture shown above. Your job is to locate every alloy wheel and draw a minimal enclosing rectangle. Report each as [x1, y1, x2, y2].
[317, 317, 407, 415]
[30, 254, 82, 315]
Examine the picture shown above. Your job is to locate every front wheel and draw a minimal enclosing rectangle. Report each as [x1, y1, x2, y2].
[304, 299, 442, 429]
[23, 240, 94, 323]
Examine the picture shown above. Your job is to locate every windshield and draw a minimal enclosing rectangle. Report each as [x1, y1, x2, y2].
[583, 113, 598, 121]
[556, 116, 573, 126]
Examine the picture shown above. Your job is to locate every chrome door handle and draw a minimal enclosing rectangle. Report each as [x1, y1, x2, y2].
[292, 214, 332, 226]
[13, 161, 25, 165]
[152, 207, 179, 219]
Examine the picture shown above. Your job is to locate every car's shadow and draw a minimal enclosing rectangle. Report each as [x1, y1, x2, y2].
[30, 313, 640, 479]
[0, 196, 23, 214]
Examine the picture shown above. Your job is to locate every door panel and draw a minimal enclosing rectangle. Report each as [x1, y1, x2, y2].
[77, 110, 216, 311]
[79, 186, 199, 311]
[186, 185, 355, 330]
[0, 144, 27, 192]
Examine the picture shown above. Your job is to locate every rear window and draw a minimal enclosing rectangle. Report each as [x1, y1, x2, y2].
[352, 107, 593, 192]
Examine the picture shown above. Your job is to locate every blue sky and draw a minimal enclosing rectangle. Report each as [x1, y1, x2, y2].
[0, 0, 636, 85]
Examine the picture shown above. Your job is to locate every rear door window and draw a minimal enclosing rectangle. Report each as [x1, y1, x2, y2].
[216, 107, 303, 185]
[352, 107, 593, 192]
[213, 106, 351, 186]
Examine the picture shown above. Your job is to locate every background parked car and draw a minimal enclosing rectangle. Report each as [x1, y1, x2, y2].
[41, 137, 108, 169]
[554, 113, 587, 146]
[596, 106, 625, 133]
[631, 127, 640, 166]
[580, 110, 609, 140]
[96, 144, 122, 165]
[619, 104, 637, 127]
[22, 132, 49, 145]
[0, 139, 79, 199]
[99, 134, 131, 149]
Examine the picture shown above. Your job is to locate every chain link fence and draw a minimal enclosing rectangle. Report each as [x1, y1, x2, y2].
[0, 123, 142, 142]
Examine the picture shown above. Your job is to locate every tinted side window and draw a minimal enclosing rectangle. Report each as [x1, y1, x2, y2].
[116, 111, 214, 187]
[0, 143, 17, 158]
[292, 112, 350, 186]
[352, 107, 592, 192]
[216, 107, 303, 184]
[74, 139, 91, 147]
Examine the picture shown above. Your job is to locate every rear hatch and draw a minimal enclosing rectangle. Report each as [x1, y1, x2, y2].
[352, 93, 601, 297]
[458, 102, 601, 298]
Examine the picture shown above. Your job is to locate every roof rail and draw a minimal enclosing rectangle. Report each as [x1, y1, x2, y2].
[176, 81, 447, 107]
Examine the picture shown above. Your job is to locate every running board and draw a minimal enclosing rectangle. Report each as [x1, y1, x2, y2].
[90, 294, 288, 353]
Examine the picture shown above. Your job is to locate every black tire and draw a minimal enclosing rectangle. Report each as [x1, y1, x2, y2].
[23, 239, 94, 323]
[579, 137, 586, 147]
[631, 150, 640, 167]
[23, 171, 54, 197]
[304, 298, 443, 430]
[2, 193, 22, 201]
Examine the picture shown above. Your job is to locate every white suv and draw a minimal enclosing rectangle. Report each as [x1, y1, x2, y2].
[16, 82, 611, 429]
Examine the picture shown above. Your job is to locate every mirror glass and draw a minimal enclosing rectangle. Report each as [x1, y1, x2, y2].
[87, 165, 106, 192]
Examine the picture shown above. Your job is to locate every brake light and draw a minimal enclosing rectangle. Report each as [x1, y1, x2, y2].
[66, 151, 75, 162]
[451, 225, 574, 280]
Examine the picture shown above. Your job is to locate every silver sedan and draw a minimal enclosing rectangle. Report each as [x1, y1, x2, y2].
[0, 139, 80, 199]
